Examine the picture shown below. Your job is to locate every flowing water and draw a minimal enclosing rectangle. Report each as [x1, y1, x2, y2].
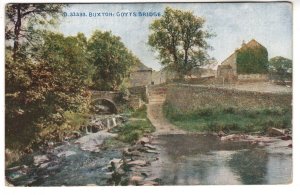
[6, 135, 123, 186]
[6, 133, 292, 186]
[151, 134, 292, 185]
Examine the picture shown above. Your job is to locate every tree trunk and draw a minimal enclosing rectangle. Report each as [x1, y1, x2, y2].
[13, 4, 22, 61]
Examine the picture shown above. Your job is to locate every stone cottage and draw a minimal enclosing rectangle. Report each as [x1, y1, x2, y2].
[130, 67, 153, 87]
[217, 39, 268, 83]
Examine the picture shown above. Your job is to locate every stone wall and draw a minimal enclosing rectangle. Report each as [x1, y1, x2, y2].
[166, 84, 292, 113]
[128, 85, 149, 103]
[238, 74, 268, 83]
[128, 95, 143, 110]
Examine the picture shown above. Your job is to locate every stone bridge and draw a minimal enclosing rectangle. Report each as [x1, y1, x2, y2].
[91, 90, 122, 114]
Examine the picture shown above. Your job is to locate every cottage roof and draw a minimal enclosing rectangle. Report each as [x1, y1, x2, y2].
[220, 39, 266, 65]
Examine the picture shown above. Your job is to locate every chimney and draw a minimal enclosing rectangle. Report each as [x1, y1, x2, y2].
[242, 40, 246, 47]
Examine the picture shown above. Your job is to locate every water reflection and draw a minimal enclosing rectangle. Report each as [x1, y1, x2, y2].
[228, 149, 268, 184]
[155, 134, 292, 185]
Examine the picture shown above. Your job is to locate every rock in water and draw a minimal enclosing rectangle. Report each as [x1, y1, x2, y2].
[130, 176, 144, 185]
[127, 160, 147, 166]
[56, 150, 76, 158]
[145, 150, 159, 154]
[39, 162, 50, 169]
[75, 131, 117, 152]
[144, 144, 157, 150]
[33, 155, 49, 166]
[139, 137, 150, 145]
[267, 127, 285, 136]
[109, 158, 122, 170]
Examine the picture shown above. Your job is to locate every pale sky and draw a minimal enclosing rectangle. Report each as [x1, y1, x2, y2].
[59, 2, 292, 71]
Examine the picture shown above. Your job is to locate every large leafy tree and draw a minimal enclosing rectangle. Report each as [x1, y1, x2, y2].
[5, 3, 94, 149]
[268, 56, 292, 82]
[5, 4, 65, 60]
[88, 30, 137, 90]
[5, 32, 94, 147]
[148, 7, 214, 79]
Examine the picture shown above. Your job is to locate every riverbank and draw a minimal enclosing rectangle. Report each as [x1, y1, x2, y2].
[5, 105, 158, 186]
[163, 103, 292, 134]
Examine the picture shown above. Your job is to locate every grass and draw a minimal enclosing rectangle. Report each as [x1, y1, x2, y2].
[163, 103, 292, 134]
[116, 105, 154, 143]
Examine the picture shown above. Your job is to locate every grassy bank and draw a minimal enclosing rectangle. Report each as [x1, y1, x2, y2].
[116, 105, 154, 143]
[163, 103, 292, 134]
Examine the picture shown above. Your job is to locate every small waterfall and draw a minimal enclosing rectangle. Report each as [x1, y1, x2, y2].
[107, 118, 111, 129]
[85, 126, 90, 134]
[112, 117, 117, 127]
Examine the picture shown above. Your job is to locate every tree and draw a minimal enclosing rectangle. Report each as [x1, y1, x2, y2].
[87, 30, 137, 90]
[5, 4, 65, 60]
[148, 7, 214, 79]
[268, 56, 292, 82]
[5, 32, 94, 148]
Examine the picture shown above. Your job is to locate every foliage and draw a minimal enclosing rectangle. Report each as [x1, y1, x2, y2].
[87, 30, 138, 90]
[5, 32, 94, 149]
[164, 103, 292, 133]
[148, 7, 214, 79]
[268, 56, 292, 81]
[5, 4, 65, 60]
[4, 4, 146, 153]
[236, 44, 268, 74]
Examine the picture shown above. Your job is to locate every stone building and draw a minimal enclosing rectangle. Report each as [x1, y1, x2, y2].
[129, 67, 152, 87]
[217, 39, 268, 82]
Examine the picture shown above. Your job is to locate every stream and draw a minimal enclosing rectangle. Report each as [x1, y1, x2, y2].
[6, 139, 123, 186]
[6, 128, 292, 186]
[151, 134, 292, 185]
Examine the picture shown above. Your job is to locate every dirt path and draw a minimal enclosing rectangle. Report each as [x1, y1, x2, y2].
[147, 86, 185, 135]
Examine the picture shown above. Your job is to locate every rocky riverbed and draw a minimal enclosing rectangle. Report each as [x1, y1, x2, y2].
[5, 129, 292, 186]
[5, 111, 162, 186]
[5, 109, 292, 186]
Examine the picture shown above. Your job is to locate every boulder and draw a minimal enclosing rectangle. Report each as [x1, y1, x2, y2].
[39, 162, 50, 169]
[75, 131, 117, 152]
[33, 155, 49, 166]
[130, 176, 144, 185]
[109, 158, 122, 170]
[6, 165, 28, 171]
[123, 148, 141, 157]
[56, 150, 76, 158]
[144, 144, 157, 150]
[145, 150, 159, 154]
[139, 137, 150, 145]
[267, 127, 285, 137]
[142, 181, 159, 186]
[217, 131, 226, 137]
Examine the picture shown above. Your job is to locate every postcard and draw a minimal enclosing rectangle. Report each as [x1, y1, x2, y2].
[4, 1, 293, 186]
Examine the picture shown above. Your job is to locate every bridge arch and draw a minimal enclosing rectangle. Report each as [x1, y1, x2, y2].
[91, 98, 118, 114]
